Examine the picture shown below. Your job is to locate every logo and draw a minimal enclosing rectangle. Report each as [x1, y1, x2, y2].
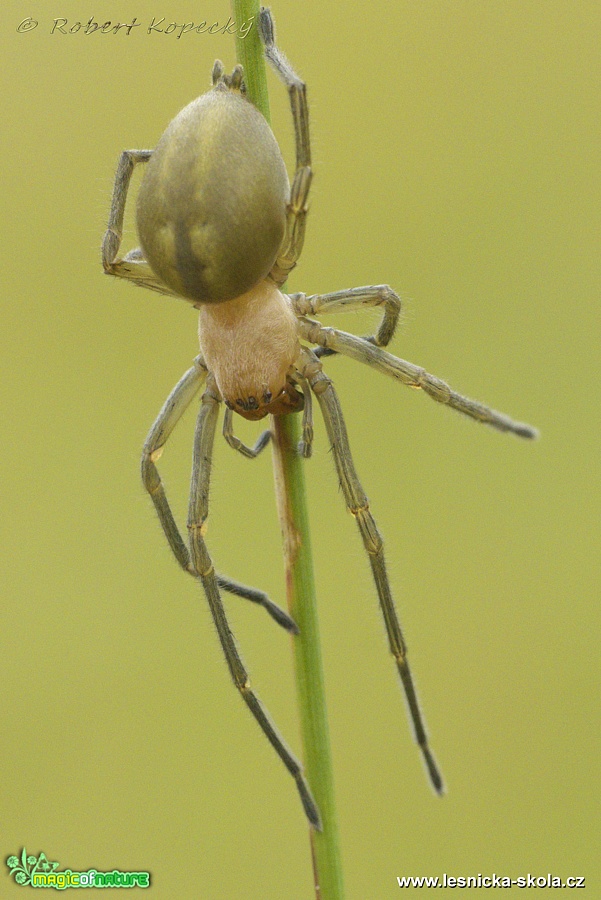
[6, 849, 150, 889]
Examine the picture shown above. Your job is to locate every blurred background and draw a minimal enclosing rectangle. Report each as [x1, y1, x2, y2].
[2, 0, 598, 896]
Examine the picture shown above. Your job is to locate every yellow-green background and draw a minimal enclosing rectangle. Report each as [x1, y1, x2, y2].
[2, 1, 598, 897]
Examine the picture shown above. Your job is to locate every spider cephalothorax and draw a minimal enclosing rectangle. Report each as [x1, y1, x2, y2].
[197, 279, 304, 420]
[102, 8, 536, 829]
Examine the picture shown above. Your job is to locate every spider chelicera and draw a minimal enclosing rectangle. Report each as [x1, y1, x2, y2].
[102, 8, 537, 829]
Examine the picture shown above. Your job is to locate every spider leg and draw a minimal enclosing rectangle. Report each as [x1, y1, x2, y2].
[291, 285, 402, 357]
[299, 318, 538, 439]
[259, 8, 312, 285]
[300, 350, 444, 794]
[214, 574, 299, 635]
[187, 377, 321, 828]
[141, 358, 207, 571]
[222, 408, 271, 459]
[102, 149, 177, 296]
[141, 360, 297, 632]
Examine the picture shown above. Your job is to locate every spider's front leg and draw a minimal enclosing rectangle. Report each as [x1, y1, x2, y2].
[141, 360, 297, 632]
[187, 377, 321, 829]
[300, 350, 444, 794]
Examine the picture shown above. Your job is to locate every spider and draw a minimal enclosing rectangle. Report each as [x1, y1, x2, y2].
[102, 8, 537, 830]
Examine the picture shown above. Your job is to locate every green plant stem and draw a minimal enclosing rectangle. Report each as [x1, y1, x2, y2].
[271, 416, 344, 900]
[231, 0, 271, 117]
[229, 4, 344, 898]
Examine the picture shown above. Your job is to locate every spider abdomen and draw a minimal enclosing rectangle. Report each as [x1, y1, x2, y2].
[137, 88, 289, 304]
